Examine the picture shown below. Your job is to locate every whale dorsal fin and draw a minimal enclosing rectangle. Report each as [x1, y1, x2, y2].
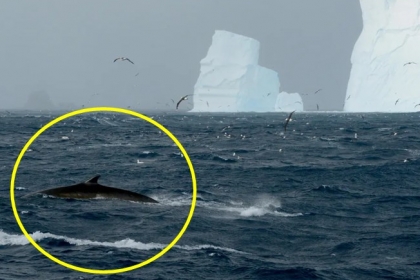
[85, 175, 100, 184]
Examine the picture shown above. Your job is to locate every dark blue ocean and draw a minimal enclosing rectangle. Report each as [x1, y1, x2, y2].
[1, 111, 420, 280]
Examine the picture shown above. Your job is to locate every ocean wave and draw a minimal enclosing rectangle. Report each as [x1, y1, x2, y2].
[136, 151, 160, 158]
[222, 195, 303, 217]
[221, 205, 303, 217]
[212, 155, 237, 163]
[92, 117, 118, 126]
[156, 194, 303, 217]
[66, 143, 134, 151]
[312, 185, 352, 195]
[154, 194, 302, 217]
[0, 229, 246, 254]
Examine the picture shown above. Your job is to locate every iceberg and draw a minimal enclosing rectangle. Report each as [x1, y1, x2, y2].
[345, 0, 420, 112]
[191, 30, 289, 112]
[24, 91, 55, 111]
[275, 92, 304, 112]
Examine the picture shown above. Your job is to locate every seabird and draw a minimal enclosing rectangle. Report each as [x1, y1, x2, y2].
[113, 57, 135, 64]
[283, 111, 295, 132]
[395, 99, 399, 105]
[314, 89, 322, 94]
[415, 103, 420, 108]
[316, 104, 319, 111]
[206, 101, 209, 107]
[346, 95, 351, 100]
[176, 95, 189, 109]
[404, 62, 416, 66]
[267, 92, 271, 96]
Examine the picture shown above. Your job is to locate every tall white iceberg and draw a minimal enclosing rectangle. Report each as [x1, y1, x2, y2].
[345, 0, 420, 112]
[191, 30, 282, 112]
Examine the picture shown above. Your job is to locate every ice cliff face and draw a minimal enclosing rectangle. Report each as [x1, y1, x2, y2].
[345, 0, 420, 112]
[191, 30, 295, 112]
[275, 92, 304, 112]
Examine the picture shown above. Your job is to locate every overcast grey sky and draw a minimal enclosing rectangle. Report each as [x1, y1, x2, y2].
[0, 0, 362, 111]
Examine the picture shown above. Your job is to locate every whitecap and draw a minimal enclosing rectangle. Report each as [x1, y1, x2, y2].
[0, 229, 247, 254]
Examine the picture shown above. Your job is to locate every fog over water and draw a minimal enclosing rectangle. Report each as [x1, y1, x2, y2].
[0, 1, 362, 111]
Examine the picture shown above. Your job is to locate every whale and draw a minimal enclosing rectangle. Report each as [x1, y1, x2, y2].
[22, 175, 158, 203]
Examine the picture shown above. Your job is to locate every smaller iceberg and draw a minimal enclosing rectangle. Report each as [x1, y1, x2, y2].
[275, 92, 304, 112]
[191, 30, 302, 112]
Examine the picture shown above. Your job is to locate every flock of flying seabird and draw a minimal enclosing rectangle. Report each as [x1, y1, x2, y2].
[94, 58, 419, 164]
[302, 88, 322, 96]
[109, 57, 420, 112]
[112, 58, 192, 110]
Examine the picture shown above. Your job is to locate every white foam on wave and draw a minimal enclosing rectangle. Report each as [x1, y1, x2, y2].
[228, 200, 243, 206]
[175, 244, 246, 254]
[94, 117, 118, 126]
[153, 194, 196, 207]
[0, 230, 29, 245]
[219, 205, 302, 217]
[237, 206, 300, 217]
[378, 127, 392, 132]
[0, 229, 246, 254]
[221, 195, 302, 217]
[404, 149, 420, 158]
[155, 194, 302, 217]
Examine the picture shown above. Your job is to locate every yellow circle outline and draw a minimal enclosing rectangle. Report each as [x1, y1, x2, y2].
[10, 107, 197, 274]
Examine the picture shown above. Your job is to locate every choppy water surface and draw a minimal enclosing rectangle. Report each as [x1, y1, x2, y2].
[1, 111, 419, 279]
